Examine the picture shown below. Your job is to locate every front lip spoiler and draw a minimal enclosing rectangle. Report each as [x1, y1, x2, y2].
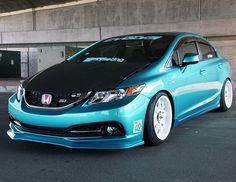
[23, 91, 91, 111]
[7, 123, 144, 149]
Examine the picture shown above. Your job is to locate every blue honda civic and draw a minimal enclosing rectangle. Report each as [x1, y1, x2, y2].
[8, 32, 233, 149]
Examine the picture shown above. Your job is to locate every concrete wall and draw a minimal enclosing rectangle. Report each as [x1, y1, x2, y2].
[0, 12, 33, 32]
[0, 0, 236, 79]
[2, 0, 236, 43]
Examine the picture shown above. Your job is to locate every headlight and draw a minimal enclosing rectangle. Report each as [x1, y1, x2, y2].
[89, 84, 145, 105]
[16, 83, 25, 102]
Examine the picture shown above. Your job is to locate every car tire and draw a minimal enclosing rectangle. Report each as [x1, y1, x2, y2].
[144, 92, 173, 146]
[219, 79, 233, 112]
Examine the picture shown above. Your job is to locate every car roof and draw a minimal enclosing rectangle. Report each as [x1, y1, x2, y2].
[110, 32, 192, 39]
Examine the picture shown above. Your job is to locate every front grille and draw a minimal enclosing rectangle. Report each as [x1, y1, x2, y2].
[24, 91, 90, 109]
[9, 115, 125, 137]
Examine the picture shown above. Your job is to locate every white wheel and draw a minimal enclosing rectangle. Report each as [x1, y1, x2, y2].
[153, 95, 172, 140]
[224, 80, 233, 109]
[219, 79, 233, 112]
[144, 92, 173, 146]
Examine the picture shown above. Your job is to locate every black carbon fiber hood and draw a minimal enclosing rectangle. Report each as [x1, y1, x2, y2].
[23, 62, 148, 93]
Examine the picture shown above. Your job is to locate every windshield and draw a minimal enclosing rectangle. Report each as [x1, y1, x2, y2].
[67, 35, 174, 63]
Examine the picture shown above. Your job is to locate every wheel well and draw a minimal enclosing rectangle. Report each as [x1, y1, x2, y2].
[225, 77, 231, 83]
[227, 77, 231, 81]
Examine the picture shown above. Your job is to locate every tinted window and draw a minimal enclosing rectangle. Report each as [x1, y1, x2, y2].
[198, 42, 217, 60]
[67, 35, 174, 63]
[178, 42, 198, 62]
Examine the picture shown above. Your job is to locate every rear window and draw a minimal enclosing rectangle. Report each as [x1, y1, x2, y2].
[198, 42, 217, 60]
[67, 35, 174, 63]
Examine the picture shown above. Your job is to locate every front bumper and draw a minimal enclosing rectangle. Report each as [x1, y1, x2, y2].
[8, 93, 150, 149]
[8, 123, 144, 149]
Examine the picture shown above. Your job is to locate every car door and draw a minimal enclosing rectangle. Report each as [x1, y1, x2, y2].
[196, 40, 222, 105]
[171, 39, 209, 122]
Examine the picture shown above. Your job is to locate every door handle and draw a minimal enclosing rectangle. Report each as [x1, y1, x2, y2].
[218, 63, 223, 69]
[200, 69, 206, 75]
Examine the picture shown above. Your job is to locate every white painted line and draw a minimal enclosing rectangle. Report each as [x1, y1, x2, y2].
[0, 0, 98, 17]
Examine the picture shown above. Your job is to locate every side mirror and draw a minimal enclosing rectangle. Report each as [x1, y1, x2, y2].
[182, 53, 199, 66]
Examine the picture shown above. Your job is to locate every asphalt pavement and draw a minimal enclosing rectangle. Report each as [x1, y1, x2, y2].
[0, 93, 235, 182]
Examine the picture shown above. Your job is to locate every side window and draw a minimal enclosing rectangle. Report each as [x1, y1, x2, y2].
[198, 42, 217, 60]
[177, 42, 198, 63]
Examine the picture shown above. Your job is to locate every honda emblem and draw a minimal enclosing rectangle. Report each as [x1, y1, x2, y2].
[41, 94, 52, 105]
